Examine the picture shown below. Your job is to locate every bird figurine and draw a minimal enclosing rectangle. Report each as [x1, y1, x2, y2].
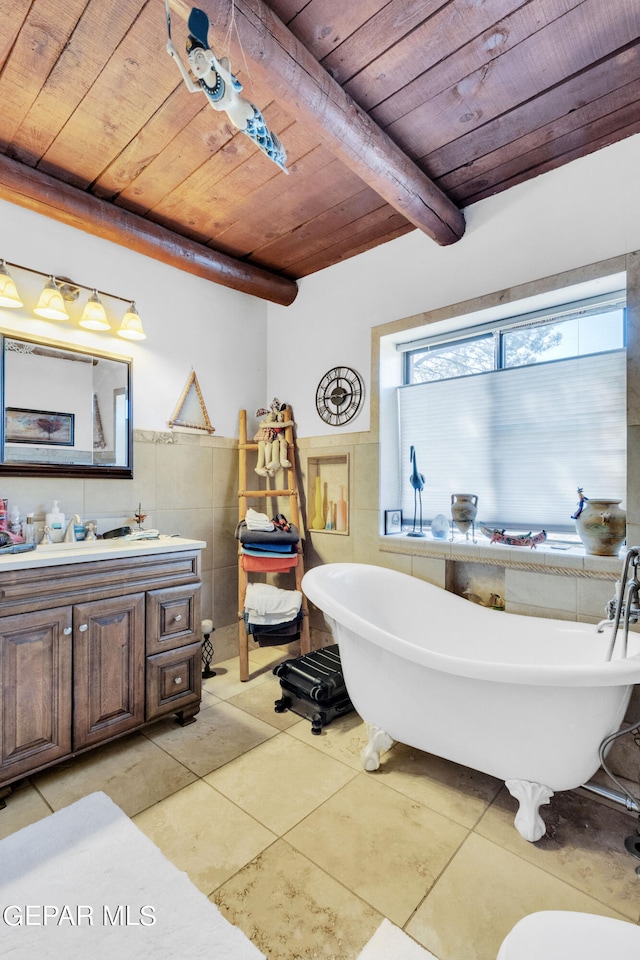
[408, 445, 426, 537]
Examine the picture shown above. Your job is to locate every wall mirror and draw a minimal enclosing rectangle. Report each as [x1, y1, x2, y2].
[0, 331, 132, 478]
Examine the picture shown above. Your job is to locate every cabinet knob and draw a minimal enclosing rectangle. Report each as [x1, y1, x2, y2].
[174, 614, 183, 622]
[63, 627, 72, 635]
[78, 623, 88, 632]
[174, 677, 182, 684]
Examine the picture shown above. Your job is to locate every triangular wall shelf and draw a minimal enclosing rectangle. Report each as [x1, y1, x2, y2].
[168, 369, 215, 434]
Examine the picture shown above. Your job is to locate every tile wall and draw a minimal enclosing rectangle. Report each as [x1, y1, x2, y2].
[0, 429, 241, 661]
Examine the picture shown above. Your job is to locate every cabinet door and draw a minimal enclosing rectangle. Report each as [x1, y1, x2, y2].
[0, 608, 72, 784]
[73, 594, 145, 750]
[146, 584, 201, 655]
[146, 641, 202, 722]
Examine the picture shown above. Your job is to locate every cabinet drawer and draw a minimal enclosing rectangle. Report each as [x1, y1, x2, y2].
[146, 642, 202, 722]
[146, 585, 201, 655]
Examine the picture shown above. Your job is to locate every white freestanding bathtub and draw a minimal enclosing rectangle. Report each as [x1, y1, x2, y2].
[301, 563, 640, 841]
[497, 911, 640, 958]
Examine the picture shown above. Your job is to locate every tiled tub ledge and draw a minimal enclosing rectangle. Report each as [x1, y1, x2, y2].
[379, 535, 623, 580]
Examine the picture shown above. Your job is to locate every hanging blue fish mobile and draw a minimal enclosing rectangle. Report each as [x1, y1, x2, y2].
[165, 3, 288, 174]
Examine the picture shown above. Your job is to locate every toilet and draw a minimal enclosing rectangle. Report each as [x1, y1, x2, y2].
[497, 910, 640, 959]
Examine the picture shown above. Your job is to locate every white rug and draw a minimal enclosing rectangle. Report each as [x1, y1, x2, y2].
[0, 791, 264, 959]
[357, 919, 440, 960]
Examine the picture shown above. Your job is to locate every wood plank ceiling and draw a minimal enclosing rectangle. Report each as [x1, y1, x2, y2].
[0, 0, 639, 305]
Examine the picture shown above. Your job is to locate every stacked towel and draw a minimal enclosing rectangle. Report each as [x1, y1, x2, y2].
[245, 583, 302, 624]
[238, 512, 300, 572]
[243, 582, 304, 645]
[240, 512, 303, 637]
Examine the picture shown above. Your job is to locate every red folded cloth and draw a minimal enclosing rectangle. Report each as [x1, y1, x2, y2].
[241, 554, 298, 572]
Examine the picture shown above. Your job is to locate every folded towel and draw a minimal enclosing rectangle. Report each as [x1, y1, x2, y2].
[241, 546, 297, 558]
[244, 610, 304, 634]
[245, 508, 274, 532]
[244, 582, 303, 622]
[241, 555, 298, 572]
[243, 541, 296, 553]
[236, 521, 300, 545]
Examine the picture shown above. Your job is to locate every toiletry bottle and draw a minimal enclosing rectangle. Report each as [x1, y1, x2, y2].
[24, 514, 36, 545]
[9, 505, 21, 537]
[45, 500, 65, 543]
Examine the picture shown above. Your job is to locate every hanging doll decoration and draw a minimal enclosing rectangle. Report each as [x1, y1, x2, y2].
[253, 399, 294, 477]
[165, 3, 288, 173]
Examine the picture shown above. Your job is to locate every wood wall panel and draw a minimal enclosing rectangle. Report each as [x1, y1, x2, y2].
[37, 2, 178, 187]
[363, 0, 580, 127]
[0, 0, 87, 148]
[438, 78, 640, 198]
[335, 0, 528, 107]
[285, 0, 391, 63]
[1, 0, 638, 288]
[424, 42, 640, 179]
[9, 0, 148, 168]
[285, 211, 413, 278]
[384, 0, 640, 159]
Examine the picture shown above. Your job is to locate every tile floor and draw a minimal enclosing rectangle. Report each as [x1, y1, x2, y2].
[2, 642, 640, 960]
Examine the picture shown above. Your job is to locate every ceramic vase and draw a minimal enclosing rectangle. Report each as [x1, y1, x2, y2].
[451, 494, 478, 536]
[574, 498, 626, 556]
[336, 486, 347, 532]
[311, 476, 325, 530]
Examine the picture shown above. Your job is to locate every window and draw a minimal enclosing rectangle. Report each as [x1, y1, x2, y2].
[397, 295, 626, 533]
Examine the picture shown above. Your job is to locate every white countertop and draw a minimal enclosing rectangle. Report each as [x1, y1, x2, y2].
[0, 536, 206, 572]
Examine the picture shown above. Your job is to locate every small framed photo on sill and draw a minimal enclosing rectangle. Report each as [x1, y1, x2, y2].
[384, 509, 403, 535]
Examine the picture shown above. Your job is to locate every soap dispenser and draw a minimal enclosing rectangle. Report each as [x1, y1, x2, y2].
[45, 501, 65, 543]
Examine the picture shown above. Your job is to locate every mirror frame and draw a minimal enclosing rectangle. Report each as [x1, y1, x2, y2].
[0, 330, 133, 479]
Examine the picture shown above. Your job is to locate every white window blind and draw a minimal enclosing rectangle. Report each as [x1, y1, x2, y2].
[398, 350, 626, 531]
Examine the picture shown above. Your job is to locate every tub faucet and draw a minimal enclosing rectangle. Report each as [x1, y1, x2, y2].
[603, 547, 640, 661]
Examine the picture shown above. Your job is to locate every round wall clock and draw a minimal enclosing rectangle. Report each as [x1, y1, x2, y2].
[315, 366, 364, 426]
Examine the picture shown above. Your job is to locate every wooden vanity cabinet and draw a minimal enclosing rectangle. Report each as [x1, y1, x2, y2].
[0, 548, 202, 790]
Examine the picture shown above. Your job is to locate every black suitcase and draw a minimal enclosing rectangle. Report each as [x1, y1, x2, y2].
[273, 644, 354, 734]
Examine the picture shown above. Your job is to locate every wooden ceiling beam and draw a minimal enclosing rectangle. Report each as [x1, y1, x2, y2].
[170, 0, 465, 246]
[0, 154, 298, 306]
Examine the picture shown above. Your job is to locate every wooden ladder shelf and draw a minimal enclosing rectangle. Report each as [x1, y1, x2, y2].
[237, 408, 311, 681]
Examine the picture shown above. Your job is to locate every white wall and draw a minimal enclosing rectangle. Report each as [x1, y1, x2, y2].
[0, 200, 268, 438]
[3, 132, 640, 444]
[267, 133, 640, 437]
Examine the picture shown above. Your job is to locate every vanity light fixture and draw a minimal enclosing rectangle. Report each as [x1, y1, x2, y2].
[117, 301, 146, 340]
[0, 257, 147, 341]
[34, 276, 70, 321]
[0, 260, 23, 308]
[79, 289, 111, 331]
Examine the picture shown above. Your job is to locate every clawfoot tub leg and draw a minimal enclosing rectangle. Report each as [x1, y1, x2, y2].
[505, 779, 554, 841]
[361, 723, 394, 771]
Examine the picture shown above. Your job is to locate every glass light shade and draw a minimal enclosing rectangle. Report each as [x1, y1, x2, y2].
[34, 277, 69, 320]
[79, 290, 110, 330]
[0, 260, 23, 308]
[117, 302, 146, 340]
